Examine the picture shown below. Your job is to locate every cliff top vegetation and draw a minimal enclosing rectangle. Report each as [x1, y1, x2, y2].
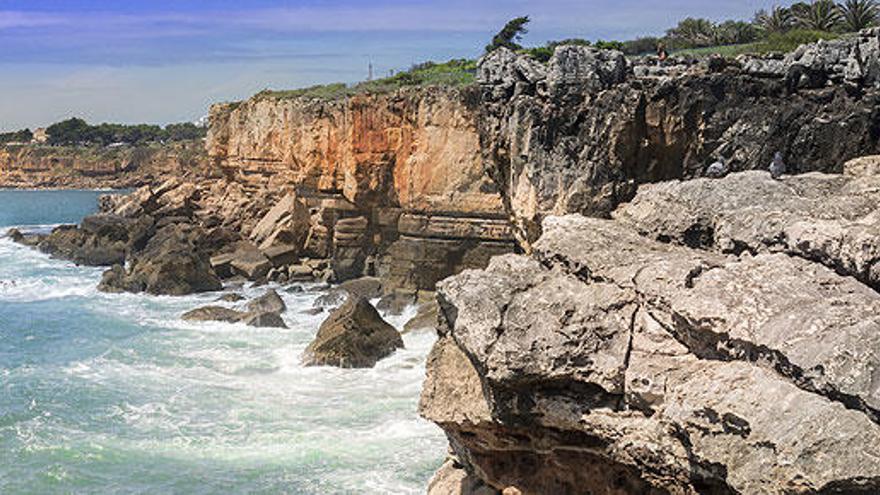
[237, 0, 874, 104]
[253, 59, 478, 101]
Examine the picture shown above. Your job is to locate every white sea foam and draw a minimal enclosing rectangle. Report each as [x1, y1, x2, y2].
[2, 220, 445, 494]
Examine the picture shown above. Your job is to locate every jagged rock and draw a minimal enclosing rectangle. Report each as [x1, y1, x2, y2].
[479, 40, 880, 245]
[421, 214, 880, 494]
[246, 289, 286, 314]
[181, 306, 243, 323]
[303, 297, 403, 368]
[34, 214, 155, 267]
[546, 45, 628, 95]
[98, 223, 222, 296]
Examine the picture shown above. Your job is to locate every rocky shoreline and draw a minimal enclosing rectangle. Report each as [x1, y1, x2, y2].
[6, 29, 880, 493]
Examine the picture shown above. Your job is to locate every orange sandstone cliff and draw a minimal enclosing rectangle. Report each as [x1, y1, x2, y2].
[207, 86, 515, 293]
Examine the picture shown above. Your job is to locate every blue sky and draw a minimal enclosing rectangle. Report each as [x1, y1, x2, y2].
[0, 0, 778, 130]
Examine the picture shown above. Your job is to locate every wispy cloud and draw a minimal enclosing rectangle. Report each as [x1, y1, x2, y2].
[0, 0, 780, 130]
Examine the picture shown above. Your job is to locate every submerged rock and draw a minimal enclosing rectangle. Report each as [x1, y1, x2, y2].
[181, 306, 243, 323]
[303, 297, 403, 368]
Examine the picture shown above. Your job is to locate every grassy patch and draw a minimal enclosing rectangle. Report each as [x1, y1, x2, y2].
[672, 30, 841, 58]
[757, 29, 840, 54]
[255, 59, 477, 101]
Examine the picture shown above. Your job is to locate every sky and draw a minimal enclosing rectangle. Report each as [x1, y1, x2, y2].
[0, 0, 780, 131]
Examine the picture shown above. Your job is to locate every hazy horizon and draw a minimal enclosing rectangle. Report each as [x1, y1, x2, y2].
[1, 0, 778, 131]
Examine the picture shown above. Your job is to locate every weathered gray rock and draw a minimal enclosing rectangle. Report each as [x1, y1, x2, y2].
[421, 214, 880, 494]
[303, 297, 403, 368]
[613, 169, 880, 290]
[246, 289, 286, 314]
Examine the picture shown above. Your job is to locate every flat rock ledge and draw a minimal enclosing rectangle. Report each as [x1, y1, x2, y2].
[420, 207, 880, 493]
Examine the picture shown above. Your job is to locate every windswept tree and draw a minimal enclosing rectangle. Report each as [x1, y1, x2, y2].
[840, 0, 878, 31]
[794, 0, 842, 31]
[755, 6, 795, 33]
[486, 16, 530, 52]
[666, 17, 717, 48]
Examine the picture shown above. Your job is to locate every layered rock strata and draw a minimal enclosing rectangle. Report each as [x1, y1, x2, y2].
[0, 141, 209, 189]
[207, 87, 517, 292]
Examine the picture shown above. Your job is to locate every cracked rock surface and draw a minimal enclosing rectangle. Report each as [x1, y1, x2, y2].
[420, 211, 880, 494]
[614, 160, 880, 290]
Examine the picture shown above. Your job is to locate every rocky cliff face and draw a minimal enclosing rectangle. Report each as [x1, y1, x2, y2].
[479, 30, 880, 246]
[420, 31, 880, 494]
[421, 164, 880, 494]
[0, 141, 209, 189]
[207, 87, 515, 293]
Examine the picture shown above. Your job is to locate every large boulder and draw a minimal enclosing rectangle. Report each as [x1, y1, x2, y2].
[421, 213, 880, 494]
[303, 297, 403, 368]
[225, 242, 272, 281]
[181, 306, 243, 323]
[98, 223, 222, 296]
[246, 289, 287, 314]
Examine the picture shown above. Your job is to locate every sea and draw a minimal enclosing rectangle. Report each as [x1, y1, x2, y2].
[0, 189, 446, 494]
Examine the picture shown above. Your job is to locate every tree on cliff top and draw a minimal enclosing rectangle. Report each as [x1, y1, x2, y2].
[486, 16, 530, 52]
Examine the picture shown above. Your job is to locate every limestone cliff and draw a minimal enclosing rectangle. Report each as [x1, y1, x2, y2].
[0, 141, 209, 189]
[207, 87, 515, 293]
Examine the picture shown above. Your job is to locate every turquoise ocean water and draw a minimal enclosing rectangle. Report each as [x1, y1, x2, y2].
[0, 190, 445, 494]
